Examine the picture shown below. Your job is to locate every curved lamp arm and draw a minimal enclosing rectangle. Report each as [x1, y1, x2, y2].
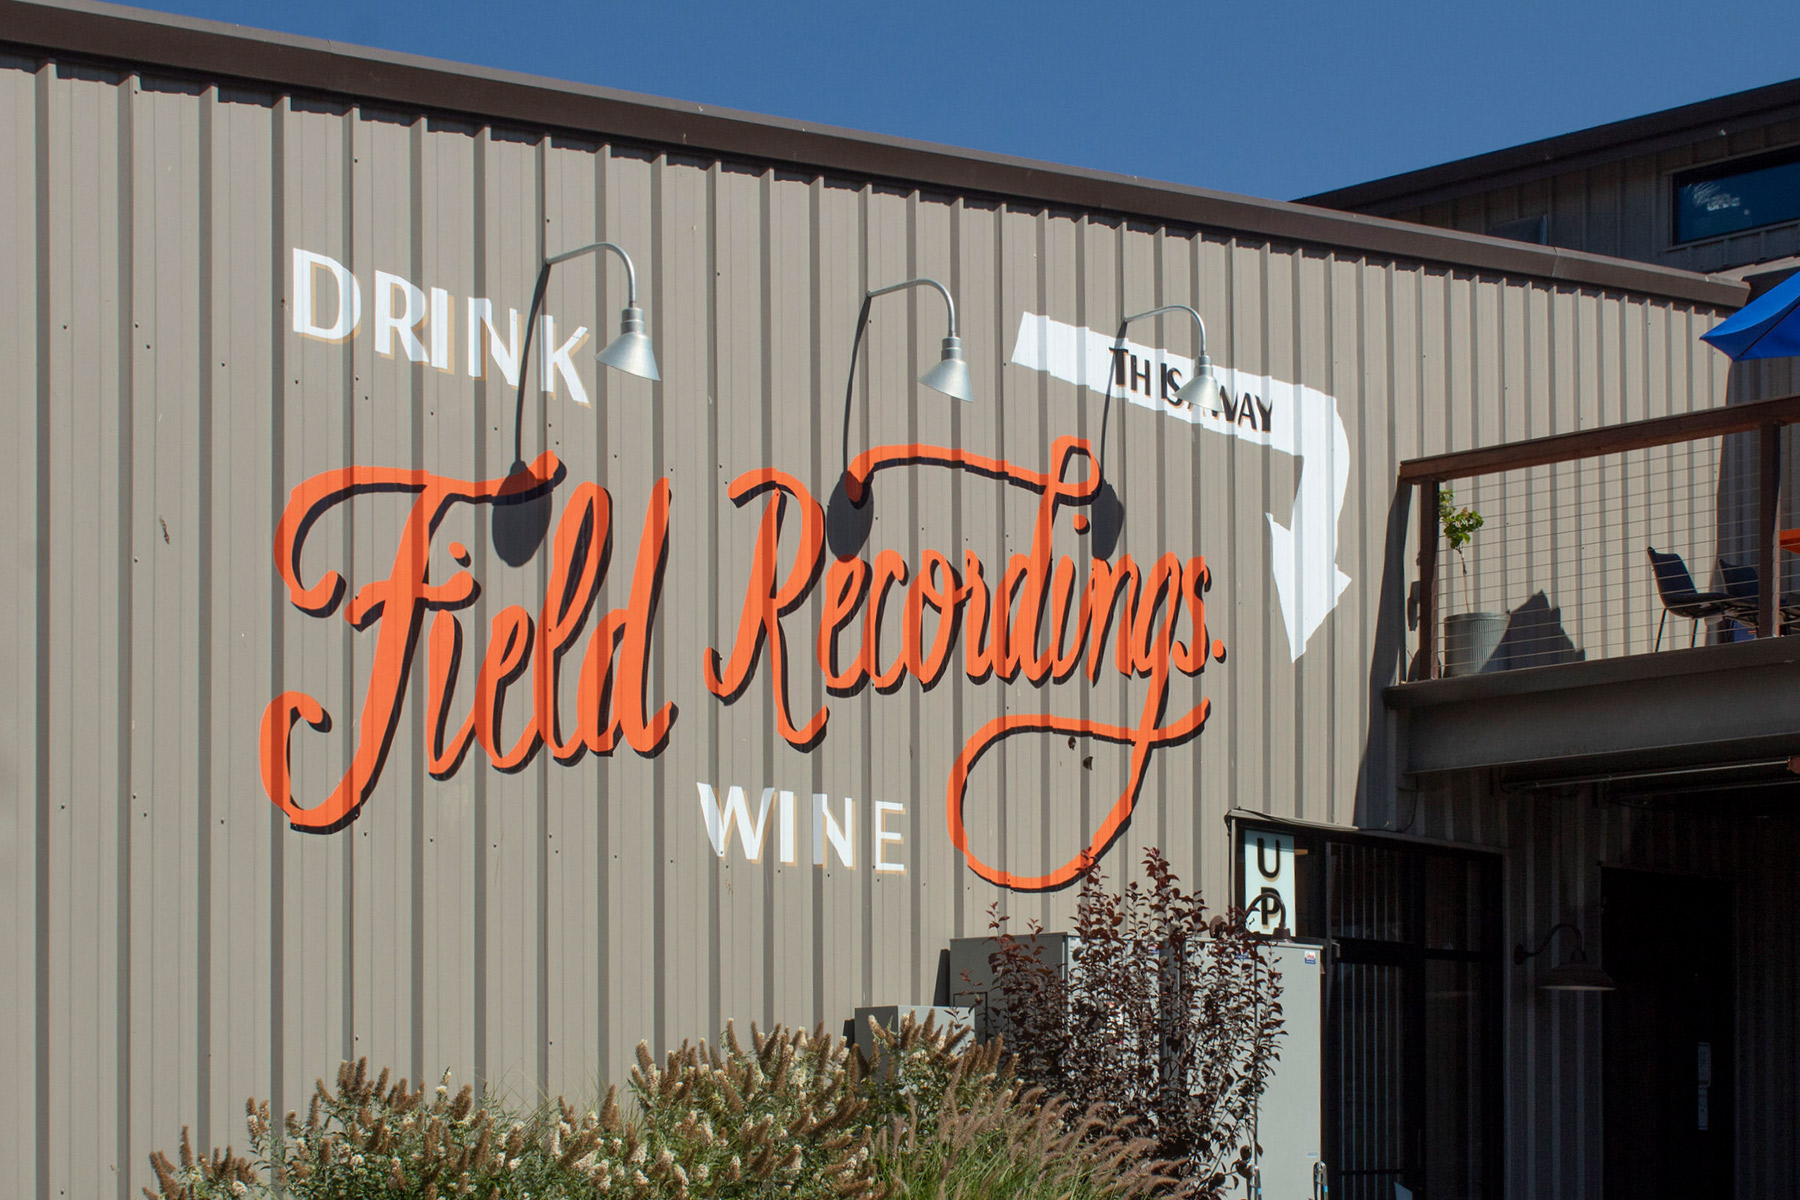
[545, 240, 639, 301]
[1114, 303, 1222, 413]
[1514, 920, 1588, 964]
[867, 275, 958, 337]
[1119, 302, 1204, 349]
[1090, 301, 1223, 503]
[840, 276, 972, 501]
[493, 240, 656, 568]
[510, 240, 655, 467]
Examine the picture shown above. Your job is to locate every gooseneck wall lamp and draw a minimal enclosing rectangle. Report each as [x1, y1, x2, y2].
[1514, 921, 1617, 992]
[823, 276, 972, 557]
[1084, 302, 1225, 560]
[495, 240, 660, 566]
[511, 240, 661, 465]
[840, 277, 972, 487]
[854, 276, 974, 406]
[1113, 304, 1225, 415]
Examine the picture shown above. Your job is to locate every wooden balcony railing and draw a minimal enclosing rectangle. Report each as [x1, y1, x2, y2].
[1399, 392, 1800, 680]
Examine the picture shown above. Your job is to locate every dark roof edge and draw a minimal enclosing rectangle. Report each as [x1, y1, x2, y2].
[2, 0, 1748, 311]
[1298, 76, 1800, 215]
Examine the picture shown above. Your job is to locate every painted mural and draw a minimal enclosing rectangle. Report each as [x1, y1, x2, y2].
[265, 248, 1349, 892]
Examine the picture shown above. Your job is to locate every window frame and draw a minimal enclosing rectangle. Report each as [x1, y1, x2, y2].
[1670, 143, 1800, 246]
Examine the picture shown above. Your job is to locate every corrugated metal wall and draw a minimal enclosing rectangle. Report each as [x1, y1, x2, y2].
[1385, 773, 1800, 1200]
[1387, 121, 1800, 275]
[0, 52, 1752, 1200]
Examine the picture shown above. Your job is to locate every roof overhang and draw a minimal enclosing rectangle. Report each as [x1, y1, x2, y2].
[1299, 76, 1800, 218]
[0, 0, 1751, 311]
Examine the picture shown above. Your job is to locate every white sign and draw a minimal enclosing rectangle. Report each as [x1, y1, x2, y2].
[695, 782, 906, 873]
[1009, 313, 1352, 661]
[1241, 829, 1295, 936]
[291, 247, 595, 404]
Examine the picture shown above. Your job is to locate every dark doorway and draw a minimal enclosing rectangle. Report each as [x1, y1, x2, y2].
[1236, 825, 1504, 1199]
[1314, 840, 1504, 1199]
[1603, 869, 1734, 1199]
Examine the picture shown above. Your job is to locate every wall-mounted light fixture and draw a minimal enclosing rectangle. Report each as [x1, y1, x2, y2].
[844, 276, 973, 406]
[495, 240, 659, 566]
[1113, 303, 1224, 415]
[840, 280, 973, 484]
[1082, 302, 1225, 559]
[827, 277, 971, 556]
[1513, 921, 1616, 992]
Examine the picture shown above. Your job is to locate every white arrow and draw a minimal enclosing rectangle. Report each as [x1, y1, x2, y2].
[1009, 312, 1352, 662]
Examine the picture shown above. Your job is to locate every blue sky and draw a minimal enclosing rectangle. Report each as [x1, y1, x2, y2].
[128, 0, 1800, 201]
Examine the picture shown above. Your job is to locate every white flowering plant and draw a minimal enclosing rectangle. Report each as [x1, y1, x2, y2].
[144, 1018, 1175, 1200]
[145, 1059, 614, 1200]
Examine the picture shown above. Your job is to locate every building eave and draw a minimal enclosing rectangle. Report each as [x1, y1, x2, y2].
[1298, 76, 1800, 219]
[0, 0, 1750, 311]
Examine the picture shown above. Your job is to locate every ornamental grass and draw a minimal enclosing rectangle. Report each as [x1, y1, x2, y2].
[144, 1015, 1175, 1200]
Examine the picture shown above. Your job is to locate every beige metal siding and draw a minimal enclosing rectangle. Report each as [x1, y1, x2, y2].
[0, 54, 1749, 1200]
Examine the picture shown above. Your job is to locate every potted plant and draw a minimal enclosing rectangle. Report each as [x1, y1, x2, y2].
[1439, 488, 1506, 676]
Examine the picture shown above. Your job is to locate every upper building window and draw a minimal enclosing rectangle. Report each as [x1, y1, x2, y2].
[1486, 214, 1548, 245]
[1673, 146, 1800, 243]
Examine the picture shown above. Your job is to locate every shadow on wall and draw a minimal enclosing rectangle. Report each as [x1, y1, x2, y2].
[1431, 590, 1585, 676]
[1355, 482, 1584, 831]
[1355, 486, 1416, 831]
[1493, 591, 1584, 670]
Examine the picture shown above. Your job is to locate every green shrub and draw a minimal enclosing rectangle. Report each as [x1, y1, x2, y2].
[143, 1016, 1173, 1200]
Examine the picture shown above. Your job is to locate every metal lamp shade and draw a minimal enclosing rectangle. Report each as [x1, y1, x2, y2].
[1177, 355, 1225, 415]
[1542, 954, 1617, 992]
[597, 305, 661, 382]
[919, 335, 974, 403]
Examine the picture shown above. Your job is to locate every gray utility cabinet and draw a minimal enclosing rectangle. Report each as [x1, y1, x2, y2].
[1234, 941, 1324, 1200]
[947, 935, 1324, 1200]
[947, 932, 1076, 1041]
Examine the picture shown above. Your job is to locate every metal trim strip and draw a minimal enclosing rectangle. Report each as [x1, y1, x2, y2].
[0, 0, 1751, 310]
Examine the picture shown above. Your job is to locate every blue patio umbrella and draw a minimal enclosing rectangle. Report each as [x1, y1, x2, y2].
[1702, 268, 1800, 359]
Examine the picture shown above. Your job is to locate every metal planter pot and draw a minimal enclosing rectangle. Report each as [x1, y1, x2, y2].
[1443, 611, 1508, 676]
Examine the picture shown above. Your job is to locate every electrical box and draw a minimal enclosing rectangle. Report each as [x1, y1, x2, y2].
[947, 933, 1075, 1041]
[1232, 940, 1325, 1200]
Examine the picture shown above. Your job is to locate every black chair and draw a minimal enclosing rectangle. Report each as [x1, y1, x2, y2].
[1647, 548, 1733, 650]
[1717, 557, 1800, 632]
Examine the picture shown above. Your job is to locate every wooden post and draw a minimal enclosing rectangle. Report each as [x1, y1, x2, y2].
[1418, 481, 1440, 679]
[1760, 423, 1781, 639]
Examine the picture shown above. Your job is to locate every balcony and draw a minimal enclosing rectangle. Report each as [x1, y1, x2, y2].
[1386, 393, 1800, 786]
